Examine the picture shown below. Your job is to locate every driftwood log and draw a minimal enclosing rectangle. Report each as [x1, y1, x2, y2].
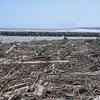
[0, 60, 69, 65]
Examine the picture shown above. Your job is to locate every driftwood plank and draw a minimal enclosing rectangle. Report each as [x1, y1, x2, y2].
[0, 60, 69, 65]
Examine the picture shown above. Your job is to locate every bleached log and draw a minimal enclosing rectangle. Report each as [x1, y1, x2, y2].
[3, 83, 28, 92]
[0, 60, 69, 65]
[4, 67, 15, 78]
[5, 45, 16, 55]
[20, 60, 69, 64]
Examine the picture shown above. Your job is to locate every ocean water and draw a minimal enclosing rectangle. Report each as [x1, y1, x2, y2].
[0, 36, 97, 43]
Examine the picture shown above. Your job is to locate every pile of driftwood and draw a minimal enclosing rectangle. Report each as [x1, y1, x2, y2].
[0, 37, 100, 100]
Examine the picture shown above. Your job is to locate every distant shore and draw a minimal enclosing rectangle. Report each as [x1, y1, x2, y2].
[0, 28, 100, 37]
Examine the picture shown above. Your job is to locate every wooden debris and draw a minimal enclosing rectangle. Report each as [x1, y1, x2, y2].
[0, 39, 100, 100]
[5, 45, 16, 55]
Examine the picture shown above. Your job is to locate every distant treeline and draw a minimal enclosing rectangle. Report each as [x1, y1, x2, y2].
[0, 31, 100, 37]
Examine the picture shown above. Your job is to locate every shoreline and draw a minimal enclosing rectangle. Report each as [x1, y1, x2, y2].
[0, 36, 97, 43]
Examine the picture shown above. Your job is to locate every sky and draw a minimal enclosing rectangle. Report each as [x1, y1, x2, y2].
[0, 0, 100, 28]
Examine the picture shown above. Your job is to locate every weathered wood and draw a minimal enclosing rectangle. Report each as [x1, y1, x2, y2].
[5, 45, 16, 55]
[0, 60, 69, 65]
[15, 60, 69, 64]
[3, 83, 28, 92]
[4, 67, 15, 78]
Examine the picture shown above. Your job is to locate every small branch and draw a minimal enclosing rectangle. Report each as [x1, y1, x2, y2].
[5, 45, 16, 55]
[4, 67, 15, 79]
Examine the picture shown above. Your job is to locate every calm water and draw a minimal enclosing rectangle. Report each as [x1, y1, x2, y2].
[0, 36, 97, 43]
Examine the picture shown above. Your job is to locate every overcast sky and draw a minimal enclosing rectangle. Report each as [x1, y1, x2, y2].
[0, 0, 100, 28]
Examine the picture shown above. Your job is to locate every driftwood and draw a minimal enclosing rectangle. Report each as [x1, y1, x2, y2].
[0, 39, 100, 100]
[0, 60, 69, 65]
[5, 45, 16, 55]
[3, 82, 29, 93]
[33, 84, 44, 97]
[93, 96, 100, 100]
[4, 67, 15, 78]
[73, 71, 100, 76]
[20, 60, 69, 64]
